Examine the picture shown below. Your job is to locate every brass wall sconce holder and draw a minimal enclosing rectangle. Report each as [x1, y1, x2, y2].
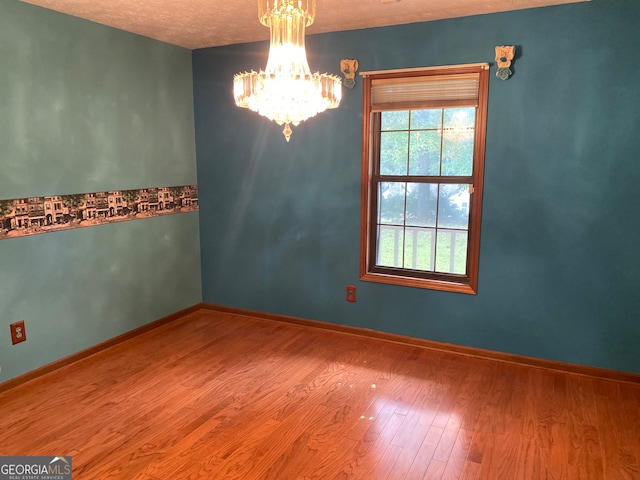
[495, 46, 516, 80]
[340, 59, 359, 89]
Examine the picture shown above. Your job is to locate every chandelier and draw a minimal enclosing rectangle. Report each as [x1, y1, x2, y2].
[233, 0, 342, 142]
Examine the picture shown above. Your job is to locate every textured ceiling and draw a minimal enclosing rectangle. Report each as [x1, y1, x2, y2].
[21, 0, 588, 50]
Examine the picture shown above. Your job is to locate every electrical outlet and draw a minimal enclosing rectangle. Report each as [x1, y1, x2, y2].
[346, 285, 357, 303]
[10, 320, 26, 345]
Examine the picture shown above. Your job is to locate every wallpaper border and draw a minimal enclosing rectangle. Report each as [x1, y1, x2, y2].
[0, 185, 198, 240]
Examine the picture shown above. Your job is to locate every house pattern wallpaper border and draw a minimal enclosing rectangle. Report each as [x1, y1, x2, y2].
[0, 185, 198, 240]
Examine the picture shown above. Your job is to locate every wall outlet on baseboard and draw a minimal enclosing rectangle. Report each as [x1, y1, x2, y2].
[10, 320, 27, 345]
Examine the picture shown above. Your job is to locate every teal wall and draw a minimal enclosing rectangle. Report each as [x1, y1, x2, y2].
[0, 2, 201, 381]
[194, 0, 640, 374]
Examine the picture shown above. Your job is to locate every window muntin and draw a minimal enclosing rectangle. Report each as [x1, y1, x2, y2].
[360, 64, 489, 294]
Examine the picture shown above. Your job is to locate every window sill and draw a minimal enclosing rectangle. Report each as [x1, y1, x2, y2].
[360, 271, 477, 295]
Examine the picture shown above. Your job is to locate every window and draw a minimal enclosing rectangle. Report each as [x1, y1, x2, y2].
[360, 64, 489, 294]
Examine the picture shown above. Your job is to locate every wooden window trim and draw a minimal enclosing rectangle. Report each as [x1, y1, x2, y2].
[359, 64, 489, 294]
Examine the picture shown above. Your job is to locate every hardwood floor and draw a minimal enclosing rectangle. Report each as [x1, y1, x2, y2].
[1, 309, 638, 479]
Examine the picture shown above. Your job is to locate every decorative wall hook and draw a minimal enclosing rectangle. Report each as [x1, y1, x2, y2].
[340, 59, 359, 89]
[495, 46, 516, 80]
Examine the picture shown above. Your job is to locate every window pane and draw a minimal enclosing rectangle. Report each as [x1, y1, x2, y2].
[442, 107, 475, 176]
[380, 131, 409, 175]
[379, 182, 405, 224]
[435, 230, 468, 274]
[377, 225, 403, 267]
[442, 133, 474, 176]
[409, 130, 441, 175]
[411, 109, 442, 130]
[437, 184, 469, 229]
[443, 108, 475, 129]
[381, 110, 409, 130]
[406, 183, 437, 227]
[403, 227, 435, 271]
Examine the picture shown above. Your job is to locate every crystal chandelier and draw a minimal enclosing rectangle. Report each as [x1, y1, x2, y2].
[233, 0, 342, 142]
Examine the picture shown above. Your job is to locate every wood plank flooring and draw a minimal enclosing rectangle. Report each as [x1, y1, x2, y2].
[1, 309, 638, 479]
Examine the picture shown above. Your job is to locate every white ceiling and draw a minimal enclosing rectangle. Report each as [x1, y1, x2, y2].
[21, 0, 588, 50]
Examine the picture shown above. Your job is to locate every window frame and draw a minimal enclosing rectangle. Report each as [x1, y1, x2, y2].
[359, 63, 490, 294]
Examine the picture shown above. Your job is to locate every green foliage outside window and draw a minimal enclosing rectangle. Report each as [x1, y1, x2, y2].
[376, 108, 474, 275]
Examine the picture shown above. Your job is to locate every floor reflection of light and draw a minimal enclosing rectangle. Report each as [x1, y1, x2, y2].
[365, 393, 456, 432]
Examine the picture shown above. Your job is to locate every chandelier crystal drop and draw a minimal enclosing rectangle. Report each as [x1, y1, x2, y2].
[233, 0, 342, 142]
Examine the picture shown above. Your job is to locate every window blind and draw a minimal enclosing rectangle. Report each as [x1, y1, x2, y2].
[370, 73, 480, 112]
